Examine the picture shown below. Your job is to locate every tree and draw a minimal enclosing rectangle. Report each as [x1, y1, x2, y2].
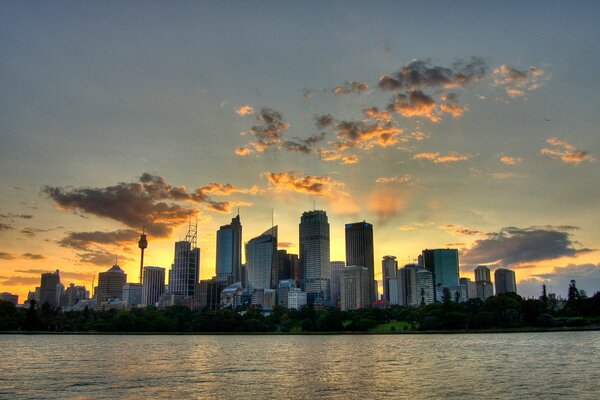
[442, 287, 452, 305]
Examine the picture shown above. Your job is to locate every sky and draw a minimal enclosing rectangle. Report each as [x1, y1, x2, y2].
[1, 1, 600, 301]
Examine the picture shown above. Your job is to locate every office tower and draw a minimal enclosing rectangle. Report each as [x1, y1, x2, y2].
[277, 250, 294, 282]
[122, 283, 143, 308]
[0, 292, 18, 305]
[299, 210, 331, 303]
[142, 266, 165, 306]
[96, 265, 127, 303]
[169, 222, 201, 300]
[459, 277, 478, 299]
[415, 269, 434, 305]
[382, 256, 398, 303]
[216, 214, 242, 284]
[277, 279, 297, 308]
[329, 261, 345, 307]
[341, 265, 371, 311]
[198, 278, 228, 311]
[287, 288, 308, 310]
[495, 268, 517, 294]
[474, 265, 493, 300]
[138, 228, 148, 284]
[345, 222, 376, 304]
[39, 270, 60, 307]
[421, 249, 460, 297]
[398, 264, 418, 307]
[64, 284, 88, 307]
[245, 226, 278, 290]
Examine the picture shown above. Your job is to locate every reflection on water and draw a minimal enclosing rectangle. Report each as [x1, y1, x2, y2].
[1, 332, 599, 399]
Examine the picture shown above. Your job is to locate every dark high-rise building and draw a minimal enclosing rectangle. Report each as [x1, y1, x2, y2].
[299, 210, 330, 303]
[169, 223, 201, 300]
[39, 270, 60, 307]
[329, 261, 345, 308]
[215, 214, 242, 285]
[96, 265, 127, 303]
[382, 255, 398, 303]
[494, 268, 517, 295]
[277, 249, 295, 282]
[474, 265, 493, 300]
[245, 226, 278, 290]
[421, 249, 460, 292]
[345, 222, 376, 303]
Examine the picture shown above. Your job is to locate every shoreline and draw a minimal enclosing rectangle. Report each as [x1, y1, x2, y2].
[2, 326, 599, 335]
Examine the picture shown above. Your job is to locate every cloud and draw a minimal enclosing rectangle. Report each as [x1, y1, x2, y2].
[331, 81, 369, 95]
[413, 152, 469, 163]
[439, 93, 466, 117]
[492, 64, 547, 98]
[315, 114, 335, 129]
[281, 132, 328, 155]
[0, 213, 33, 219]
[59, 229, 140, 251]
[20, 227, 53, 237]
[375, 175, 412, 184]
[367, 189, 407, 223]
[378, 57, 486, 92]
[235, 147, 253, 156]
[0, 223, 14, 231]
[198, 183, 261, 196]
[399, 225, 417, 231]
[0, 276, 40, 286]
[441, 224, 485, 236]
[278, 242, 294, 249]
[14, 269, 93, 282]
[239, 107, 289, 152]
[341, 154, 359, 165]
[461, 226, 593, 267]
[22, 253, 46, 260]
[491, 172, 518, 180]
[391, 90, 439, 122]
[235, 105, 255, 116]
[77, 250, 128, 266]
[500, 156, 522, 165]
[331, 119, 404, 150]
[265, 171, 345, 197]
[362, 107, 393, 122]
[302, 88, 313, 100]
[540, 137, 594, 164]
[0, 252, 15, 260]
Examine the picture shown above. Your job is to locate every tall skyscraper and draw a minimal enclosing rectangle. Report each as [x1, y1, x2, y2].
[345, 222, 376, 303]
[245, 226, 278, 290]
[138, 228, 148, 284]
[299, 210, 331, 303]
[169, 223, 201, 299]
[398, 264, 418, 307]
[277, 250, 295, 282]
[340, 265, 371, 311]
[421, 249, 460, 296]
[474, 265, 494, 300]
[494, 268, 517, 295]
[39, 270, 60, 307]
[215, 214, 242, 284]
[142, 266, 165, 306]
[329, 261, 345, 308]
[96, 264, 127, 303]
[382, 255, 398, 303]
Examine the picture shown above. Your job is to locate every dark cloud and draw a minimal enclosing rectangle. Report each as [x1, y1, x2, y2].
[20, 227, 53, 237]
[331, 81, 369, 95]
[379, 57, 486, 92]
[59, 229, 140, 251]
[278, 242, 295, 249]
[519, 264, 600, 298]
[461, 226, 593, 267]
[315, 114, 335, 129]
[492, 64, 547, 98]
[540, 138, 594, 165]
[246, 107, 289, 151]
[0, 252, 15, 260]
[77, 249, 127, 266]
[391, 90, 439, 121]
[282, 132, 328, 154]
[0, 276, 40, 286]
[14, 269, 93, 281]
[22, 253, 46, 260]
[0, 213, 33, 219]
[0, 223, 14, 231]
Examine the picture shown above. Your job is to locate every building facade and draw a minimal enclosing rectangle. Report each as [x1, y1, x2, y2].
[245, 226, 278, 290]
[39, 269, 60, 307]
[340, 265, 371, 311]
[142, 266, 165, 306]
[299, 210, 331, 303]
[345, 222, 376, 304]
[495, 268, 517, 294]
[382, 255, 398, 304]
[329, 261, 345, 308]
[215, 214, 242, 285]
[422, 249, 460, 298]
[474, 265, 494, 300]
[96, 265, 127, 303]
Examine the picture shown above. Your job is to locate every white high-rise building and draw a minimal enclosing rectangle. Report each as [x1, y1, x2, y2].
[142, 266, 165, 306]
[329, 261, 345, 307]
[341, 265, 370, 311]
[169, 223, 200, 300]
[475, 265, 494, 300]
[299, 211, 330, 303]
[288, 288, 307, 310]
[246, 226, 278, 290]
[416, 269, 434, 305]
[382, 256, 398, 304]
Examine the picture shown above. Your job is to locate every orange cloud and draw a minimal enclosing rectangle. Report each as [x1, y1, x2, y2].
[492, 64, 548, 98]
[235, 147, 253, 156]
[500, 156, 522, 165]
[264, 171, 345, 197]
[235, 105, 255, 116]
[375, 175, 412, 184]
[414, 152, 469, 163]
[392, 90, 439, 122]
[367, 189, 408, 223]
[198, 183, 261, 196]
[540, 137, 594, 164]
[341, 154, 359, 164]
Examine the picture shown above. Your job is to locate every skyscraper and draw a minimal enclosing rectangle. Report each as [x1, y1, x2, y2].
[329, 261, 345, 308]
[39, 269, 60, 307]
[341, 265, 370, 311]
[345, 222, 376, 303]
[474, 265, 494, 300]
[277, 249, 294, 282]
[96, 264, 127, 303]
[215, 214, 242, 284]
[245, 226, 278, 290]
[169, 223, 201, 300]
[300, 210, 331, 303]
[397, 264, 418, 307]
[495, 268, 517, 295]
[382, 255, 398, 303]
[415, 269, 434, 305]
[421, 249, 460, 294]
[142, 266, 165, 306]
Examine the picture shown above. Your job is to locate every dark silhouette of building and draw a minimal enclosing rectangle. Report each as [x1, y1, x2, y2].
[345, 222, 376, 304]
[96, 264, 127, 303]
[495, 268, 517, 294]
[216, 214, 242, 285]
[299, 210, 331, 303]
[39, 269, 60, 307]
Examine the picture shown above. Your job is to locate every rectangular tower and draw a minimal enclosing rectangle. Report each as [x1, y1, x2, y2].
[345, 222, 376, 304]
[300, 210, 331, 303]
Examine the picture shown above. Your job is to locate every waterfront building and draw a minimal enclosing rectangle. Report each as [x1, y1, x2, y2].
[277, 279, 297, 308]
[0, 292, 18, 305]
[142, 266, 165, 306]
[277, 250, 297, 282]
[39, 269, 60, 307]
[64, 284, 88, 307]
[299, 210, 331, 303]
[345, 222, 376, 304]
[169, 223, 201, 301]
[474, 265, 494, 300]
[422, 249, 459, 299]
[215, 214, 242, 285]
[415, 268, 434, 305]
[388, 278, 399, 305]
[245, 226, 278, 290]
[398, 264, 418, 307]
[329, 261, 345, 308]
[122, 283, 142, 308]
[55, 282, 65, 308]
[340, 265, 371, 311]
[436, 284, 468, 303]
[495, 268, 517, 294]
[459, 277, 478, 299]
[287, 288, 307, 310]
[96, 265, 127, 303]
[382, 255, 398, 304]
[220, 282, 244, 309]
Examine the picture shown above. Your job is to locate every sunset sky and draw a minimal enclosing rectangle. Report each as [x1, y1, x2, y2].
[1, 2, 599, 301]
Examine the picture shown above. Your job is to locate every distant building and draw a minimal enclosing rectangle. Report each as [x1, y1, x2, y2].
[64, 284, 88, 307]
[436, 285, 468, 303]
[277, 279, 297, 308]
[299, 210, 331, 303]
[345, 222, 376, 304]
[415, 268, 434, 305]
[341, 265, 371, 311]
[39, 270, 60, 307]
[388, 278, 399, 305]
[329, 261, 345, 308]
[55, 282, 65, 308]
[169, 224, 201, 302]
[96, 265, 127, 303]
[495, 268, 517, 294]
[459, 277, 478, 300]
[251, 288, 276, 311]
[122, 283, 143, 308]
[0, 292, 18, 305]
[142, 266, 165, 307]
[287, 288, 307, 310]
[474, 266, 494, 300]
[245, 226, 278, 291]
[277, 250, 297, 283]
[198, 278, 228, 311]
[382, 256, 398, 304]
[220, 282, 244, 309]
[422, 249, 460, 292]
[398, 264, 418, 307]
[215, 214, 242, 285]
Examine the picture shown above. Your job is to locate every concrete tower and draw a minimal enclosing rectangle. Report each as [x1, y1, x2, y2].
[138, 227, 148, 284]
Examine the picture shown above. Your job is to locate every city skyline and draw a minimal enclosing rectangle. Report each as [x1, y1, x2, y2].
[1, 2, 600, 302]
